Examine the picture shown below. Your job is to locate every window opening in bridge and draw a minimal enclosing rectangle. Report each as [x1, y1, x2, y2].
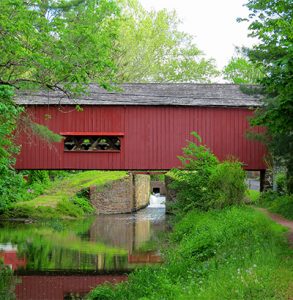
[64, 136, 121, 152]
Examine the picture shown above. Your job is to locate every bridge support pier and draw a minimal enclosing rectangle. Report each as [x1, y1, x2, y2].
[90, 173, 150, 214]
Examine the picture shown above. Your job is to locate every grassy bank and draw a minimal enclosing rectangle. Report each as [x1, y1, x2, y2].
[87, 206, 293, 299]
[1, 171, 127, 219]
[257, 191, 293, 220]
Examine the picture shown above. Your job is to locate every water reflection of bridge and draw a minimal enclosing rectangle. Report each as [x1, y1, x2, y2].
[90, 207, 166, 267]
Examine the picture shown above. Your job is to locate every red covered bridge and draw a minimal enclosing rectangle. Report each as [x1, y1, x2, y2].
[15, 83, 265, 171]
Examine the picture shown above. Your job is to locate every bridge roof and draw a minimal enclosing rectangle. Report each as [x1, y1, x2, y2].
[16, 83, 262, 107]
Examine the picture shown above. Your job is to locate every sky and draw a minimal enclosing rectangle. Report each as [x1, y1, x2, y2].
[139, 0, 256, 70]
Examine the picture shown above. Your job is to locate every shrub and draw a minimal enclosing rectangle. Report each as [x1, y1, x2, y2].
[167, 132, 219, 213]
[276, 172, 287, 194]
[207, 161, 247, 209]
[167, 132, 247, 212]
[178, 131, 219, 174]
[28, 170, 50, 184]
[72, 196, 94, 214]
[168, 169, 210, 212]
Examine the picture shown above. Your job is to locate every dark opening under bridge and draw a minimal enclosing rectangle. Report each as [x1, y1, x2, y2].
[15, 83, 266, 172]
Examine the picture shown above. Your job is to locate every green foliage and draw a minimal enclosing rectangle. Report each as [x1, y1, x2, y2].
[246, 189, 260, 203]
[223, 49, 264, 84]
[0, 85, 24, 211]
[0, 0, 120, 92]
[207, 161, 247, 209]
[150, 174, 165, 182]
[241, 0, 293, 193]
[178, 131, 219, 172]
[258, 191, 293, 220]
[0, 219, 127, 273]
[276, 172, 287, 195]
[114, 0, 219, 83]
[87, 207, 293, 300]
[72, 196, 95, 214]
[29, 122, 63, 143]
[56, 199, 84, 218]
[28, 170, 50, 184]
[168, 132, 246, 213]
[0, 264, 15, 300]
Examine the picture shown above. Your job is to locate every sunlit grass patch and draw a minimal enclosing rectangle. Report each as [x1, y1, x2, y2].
[246, 189, 260, 203]
[6, 171, 128, 219]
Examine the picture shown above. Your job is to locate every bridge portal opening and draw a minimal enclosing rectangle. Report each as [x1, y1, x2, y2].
[152, 187, 160, 194]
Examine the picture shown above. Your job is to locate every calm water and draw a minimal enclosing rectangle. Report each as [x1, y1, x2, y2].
[0, 201, 166, 300]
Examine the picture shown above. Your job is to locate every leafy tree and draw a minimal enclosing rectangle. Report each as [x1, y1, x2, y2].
[0, 0, 120, 93]
[0, 85, 24, 211]
[114, 0, 219, 83]
[241, 0, 293, 193]
[223, 49, 264, 84]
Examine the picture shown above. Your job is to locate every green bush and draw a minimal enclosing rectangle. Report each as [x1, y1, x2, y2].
[167, 132, 219, 213]
[276, 172, 287, 194]
[72, 196, 94, 214]
[207, 161, 247, 209]
[167, 133, 247, 213]
[28, 170, 50, 184]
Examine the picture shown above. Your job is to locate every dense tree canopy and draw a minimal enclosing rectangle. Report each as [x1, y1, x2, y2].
[0, 0, 120, 93]
[242, 0, 293, 192]
[114, 0, 218, 83]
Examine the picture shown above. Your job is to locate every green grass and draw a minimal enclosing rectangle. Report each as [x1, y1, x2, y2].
[4, 171, 127, 219]
[0, 263, 16, 300]
[87, 206, 293, 300]
[246, 189, 260, 203]
[258, 191, 293, 220]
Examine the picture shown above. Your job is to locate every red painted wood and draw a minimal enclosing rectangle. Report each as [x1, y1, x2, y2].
[15, 105, 266, 170]
[60, 132, 125, 136]
[15, 275, 127, 300]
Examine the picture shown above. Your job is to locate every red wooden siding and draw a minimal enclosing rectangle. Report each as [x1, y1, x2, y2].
[15, 105, 266, 170]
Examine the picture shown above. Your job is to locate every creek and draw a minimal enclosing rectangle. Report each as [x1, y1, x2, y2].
[0, 196, 166, 300]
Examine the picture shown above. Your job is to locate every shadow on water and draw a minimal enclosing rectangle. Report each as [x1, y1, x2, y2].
[0, 199, 167, 299]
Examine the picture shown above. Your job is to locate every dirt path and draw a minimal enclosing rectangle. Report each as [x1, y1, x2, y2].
[257, 207, 293, 247]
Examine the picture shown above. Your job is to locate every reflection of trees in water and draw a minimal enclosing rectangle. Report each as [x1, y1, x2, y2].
[0, 221, 128, 272]
[0, 210, 166, 273]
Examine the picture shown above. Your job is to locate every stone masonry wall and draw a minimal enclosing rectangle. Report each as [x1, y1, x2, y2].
[90, 173, 150, 214]
[134, 174, 150, 210]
